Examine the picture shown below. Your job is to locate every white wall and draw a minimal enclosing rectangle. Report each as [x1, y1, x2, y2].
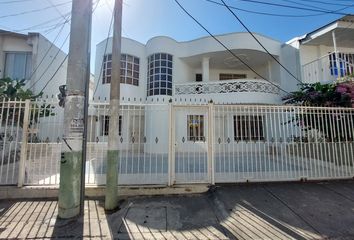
[93, 32, 289, 102]
[279, 44, 301, 95]
[93, 38, 147, 101]
[29, 34, 68, 98]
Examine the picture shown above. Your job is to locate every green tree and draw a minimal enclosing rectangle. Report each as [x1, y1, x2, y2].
[0, 78, 55, 127]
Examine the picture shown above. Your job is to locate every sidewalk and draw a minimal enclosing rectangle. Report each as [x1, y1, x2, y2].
[1, 181, 354, 239]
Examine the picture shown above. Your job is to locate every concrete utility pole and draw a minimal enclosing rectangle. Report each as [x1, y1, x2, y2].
[58, 0, 92, 219]
[105, 0, 123, 210]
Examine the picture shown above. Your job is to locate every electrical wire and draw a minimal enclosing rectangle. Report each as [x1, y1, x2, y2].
[220, 0, 303, 84]
[204, 0, 346, 18]
[281, 0, 332, 11]
[0, 0, 37, 4]
[28, 32, 70, 90]
[46, 0, 70, 21]
[233, 0, 354, 16]
[0, 1, 72, 19]
[26, 21, 70, 87]
[0, 12, 71, 35]
[93, 11, 114, 97]
[39, 0, 102, 94]
[173, 0, 291, 94]
[290, 0, 354, 8]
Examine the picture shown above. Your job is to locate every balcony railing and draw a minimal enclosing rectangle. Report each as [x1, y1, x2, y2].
[174, 79, 280, 95]
[302, 51, 354, 84]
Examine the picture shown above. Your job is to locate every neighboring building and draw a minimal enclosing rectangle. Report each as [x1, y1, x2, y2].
[288, 15, 354, 84]
[0, 30, 68, 97]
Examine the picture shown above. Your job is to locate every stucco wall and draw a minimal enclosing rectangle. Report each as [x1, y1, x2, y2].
[93, 33, 292, 103]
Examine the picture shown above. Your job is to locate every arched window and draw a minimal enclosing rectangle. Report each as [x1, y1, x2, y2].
[147, 53, 173, 96]
[102, 53, 139, 86]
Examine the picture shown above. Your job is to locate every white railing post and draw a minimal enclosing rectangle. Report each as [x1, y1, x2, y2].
[18, 99, 31, 187]
[168, 101, 175, 186]
[208, 101, 215, 185]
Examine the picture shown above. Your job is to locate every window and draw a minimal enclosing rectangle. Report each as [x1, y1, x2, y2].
[219, 73, 246, 80]
[329, 52, 354, 76]
[4, 52, 32, 80]
[196, 74, 203, 82]
[102, 54, 139, 86]
[101, 115, 122, 136]
[147, 53, 173, 96]
[187, 115, 205, 141]
[233, 116, 264, 141]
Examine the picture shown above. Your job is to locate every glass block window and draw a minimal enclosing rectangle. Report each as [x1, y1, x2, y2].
[147, 53, 173, 96]
[102, 53, 139, 86]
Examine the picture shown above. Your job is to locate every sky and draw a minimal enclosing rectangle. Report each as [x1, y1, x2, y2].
[0, 0, 353, 72]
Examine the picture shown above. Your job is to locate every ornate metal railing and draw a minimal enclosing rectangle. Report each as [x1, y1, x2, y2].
[174, 79, 280, 95]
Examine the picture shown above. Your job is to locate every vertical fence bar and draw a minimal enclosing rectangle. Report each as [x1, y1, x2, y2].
[171, 104, 176, 185]
[168, 102, 173, 186]
[18, 99, 31, 187]
[208, 102, 214, 184]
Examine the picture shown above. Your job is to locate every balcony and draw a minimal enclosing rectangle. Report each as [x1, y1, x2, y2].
[174, 79, 281, 104]
[302, 52, 354, 84]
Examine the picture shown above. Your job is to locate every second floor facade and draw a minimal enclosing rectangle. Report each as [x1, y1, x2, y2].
[93, 32, 301, 105]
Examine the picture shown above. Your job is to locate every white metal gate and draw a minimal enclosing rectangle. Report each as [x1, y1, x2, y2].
[172, 105, 211, 184]
[1, 98, 353, 187]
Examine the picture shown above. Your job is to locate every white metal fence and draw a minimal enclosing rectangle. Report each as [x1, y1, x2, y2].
[0, 98, 353, 187]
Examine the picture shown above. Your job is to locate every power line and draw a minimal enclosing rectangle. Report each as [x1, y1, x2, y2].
[204, 0, 343, 18]
[46, 0, 70, 21]
[93, 11, 115, 97]
[234, 0, 354, 16]
[0, 0, 37, 4]
[0, 12, 70, 35]
[204, 0, 354, 18]
[281, 0, 332, 11]
[28, 32, 70, 90]
[40, 0, 102, 94]
[173, 0, 291, 95]
[39, 55, 68, 94]
[0, 1, 72, 19]
[220, 0, 303, 84]
[27, 21, 70, 87]
[290, 0, 354, 7]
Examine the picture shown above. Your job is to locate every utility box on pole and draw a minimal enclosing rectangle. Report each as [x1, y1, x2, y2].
[105, 0, 123, 211]
[58, 0, 92, 219]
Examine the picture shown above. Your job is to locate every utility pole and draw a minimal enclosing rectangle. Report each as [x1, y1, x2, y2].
[58, 0, 92, 219]
[105, 0, 123, 210]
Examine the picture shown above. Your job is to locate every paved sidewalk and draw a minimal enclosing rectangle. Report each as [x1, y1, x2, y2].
[1, 181, 354, 239]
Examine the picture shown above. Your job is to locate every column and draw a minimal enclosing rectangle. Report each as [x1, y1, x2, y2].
[332, 30, 341, 78]
[202, 57, 210, 82]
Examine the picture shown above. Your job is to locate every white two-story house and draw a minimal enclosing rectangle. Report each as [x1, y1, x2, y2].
[90, 31, 302, 155]
[88, 15, 353, 166]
